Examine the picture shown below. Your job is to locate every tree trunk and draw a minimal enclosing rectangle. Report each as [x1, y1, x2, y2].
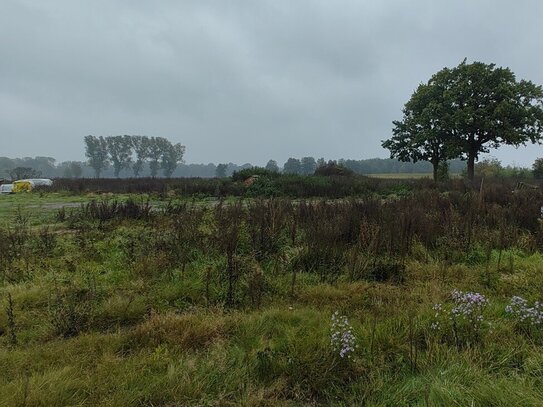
[467, 153, 476, 181]
[432, 162, 439, 182]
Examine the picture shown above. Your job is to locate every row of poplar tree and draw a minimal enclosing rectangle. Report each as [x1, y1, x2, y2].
[84, 135, 185, 178]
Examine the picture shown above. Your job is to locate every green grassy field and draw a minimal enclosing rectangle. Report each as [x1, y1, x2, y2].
[1, 189, 543, 406]
[366, 173, 433, 179]
[0, 192, 196, 226]
[0, 193, 88, 225]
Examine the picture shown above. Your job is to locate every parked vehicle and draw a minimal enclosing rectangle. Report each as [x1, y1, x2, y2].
[13, 180, 33, 193]
[12, 179, 53, 193]
[0, 184, 13, 194]
[26, 179, 54, 187]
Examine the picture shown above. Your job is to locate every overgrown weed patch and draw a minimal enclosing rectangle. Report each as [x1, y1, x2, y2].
[1, 182, 543, 405]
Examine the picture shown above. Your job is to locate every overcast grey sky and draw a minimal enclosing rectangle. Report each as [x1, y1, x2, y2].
[2, 0, 543, 166]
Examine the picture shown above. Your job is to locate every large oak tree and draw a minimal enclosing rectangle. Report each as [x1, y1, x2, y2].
[384, 61, 543, 181]
[383, 74, 459, 181]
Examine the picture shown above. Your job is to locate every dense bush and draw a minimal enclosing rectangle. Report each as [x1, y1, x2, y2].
[314, 162, 354, 177]
[47, 175, 540, 199]
[231, 167, 279, 182]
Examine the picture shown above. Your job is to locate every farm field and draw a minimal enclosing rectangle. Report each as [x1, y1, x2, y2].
[0, 193, 89, 226]
[366, 173, 433, 179]
[367, 173, 465, 180]
[2, 182, 543, 406]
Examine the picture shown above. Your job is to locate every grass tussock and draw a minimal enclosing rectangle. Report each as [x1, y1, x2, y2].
[123, 311, 237, 352]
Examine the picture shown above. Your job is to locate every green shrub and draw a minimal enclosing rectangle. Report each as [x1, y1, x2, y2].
[231, 167, 279, 182]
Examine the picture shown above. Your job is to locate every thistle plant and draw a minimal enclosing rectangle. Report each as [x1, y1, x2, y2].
[6, 293, 17, 346]
[330, 311, 357, 359]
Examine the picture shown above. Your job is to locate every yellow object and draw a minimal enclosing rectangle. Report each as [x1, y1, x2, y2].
[13, 181, 33, 193]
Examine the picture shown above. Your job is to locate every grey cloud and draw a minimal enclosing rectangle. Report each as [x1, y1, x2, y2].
[1, 0, 543, 165]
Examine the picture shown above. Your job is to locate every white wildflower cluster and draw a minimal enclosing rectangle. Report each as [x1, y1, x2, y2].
[431, 290, 489, 332]
[450, 289, 489, 324]
[330, 311, 357, 359]
[505, 296, 543, 326]
[431, 303, 442, 331]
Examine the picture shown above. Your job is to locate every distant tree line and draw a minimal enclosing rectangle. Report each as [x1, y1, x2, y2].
[84, 135, 186, 178]
[213, 157, 468, 178]
[234, 157, 466, 176]
[468, 158, 533, 179]
[1, 154, 541, 181]
[0, 156, 251, 180]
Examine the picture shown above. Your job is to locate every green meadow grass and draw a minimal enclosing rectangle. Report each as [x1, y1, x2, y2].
[1, 194, 543, 406]
[0, 192, 181, 227]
